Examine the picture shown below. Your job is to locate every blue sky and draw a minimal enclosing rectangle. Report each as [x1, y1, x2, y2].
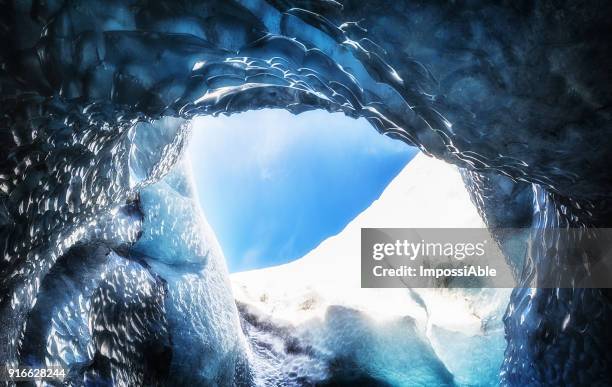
[188, 109, 417, 272]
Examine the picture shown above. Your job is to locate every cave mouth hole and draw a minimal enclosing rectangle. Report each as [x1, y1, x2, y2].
[186, 108, 417, 273]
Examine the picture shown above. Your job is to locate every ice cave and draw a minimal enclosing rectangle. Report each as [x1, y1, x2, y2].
[1, 1, 611, 386]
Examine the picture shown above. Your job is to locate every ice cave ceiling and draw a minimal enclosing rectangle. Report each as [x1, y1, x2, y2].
[0, 1, 611, 386]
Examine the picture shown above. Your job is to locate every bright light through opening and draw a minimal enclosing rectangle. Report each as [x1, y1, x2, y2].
[187, 109, 417, 272]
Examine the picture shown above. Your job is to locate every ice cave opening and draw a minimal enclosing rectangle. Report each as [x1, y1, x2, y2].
[172, 108, 512, 386]
[186, 109, 416, 272]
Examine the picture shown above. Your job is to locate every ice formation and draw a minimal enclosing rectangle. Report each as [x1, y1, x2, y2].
[1, 1, 611, 386]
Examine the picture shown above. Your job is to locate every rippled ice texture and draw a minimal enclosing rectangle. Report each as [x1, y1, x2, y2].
[1, 1, 612, 386]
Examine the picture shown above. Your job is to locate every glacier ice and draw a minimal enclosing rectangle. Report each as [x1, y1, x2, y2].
[1, 0, 612, 385]
[133, 162, 251, 385]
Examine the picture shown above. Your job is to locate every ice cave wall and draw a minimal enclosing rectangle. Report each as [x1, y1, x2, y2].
[1, 1, 611, 385]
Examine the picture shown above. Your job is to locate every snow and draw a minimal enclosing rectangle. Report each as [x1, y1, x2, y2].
[231, 152, 512, 386]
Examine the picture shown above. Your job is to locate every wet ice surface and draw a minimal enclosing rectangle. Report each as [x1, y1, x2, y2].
[1, 0, 612, 385]
[133, 162, 250, 385]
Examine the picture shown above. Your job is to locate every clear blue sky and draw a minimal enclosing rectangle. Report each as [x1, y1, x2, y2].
[188, 109, 417, 272]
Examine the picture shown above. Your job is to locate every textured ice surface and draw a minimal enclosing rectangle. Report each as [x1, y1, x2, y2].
[241, 304, 456, 386]
[133, 161, 251, 385]
[1, 0, 612, 385]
